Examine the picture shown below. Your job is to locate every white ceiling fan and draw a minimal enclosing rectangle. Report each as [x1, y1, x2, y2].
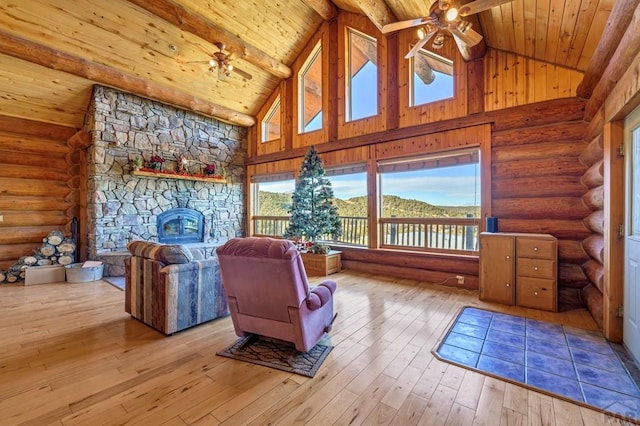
[381, 0, 515, 59]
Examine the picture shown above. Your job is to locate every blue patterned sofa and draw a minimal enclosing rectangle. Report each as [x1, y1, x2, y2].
[124, 241, 229, 335]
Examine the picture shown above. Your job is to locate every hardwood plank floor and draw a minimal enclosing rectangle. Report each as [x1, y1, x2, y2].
[0, 271, 633, 425]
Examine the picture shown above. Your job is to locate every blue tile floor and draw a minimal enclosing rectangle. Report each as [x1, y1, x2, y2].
[435, 307, 640, 421]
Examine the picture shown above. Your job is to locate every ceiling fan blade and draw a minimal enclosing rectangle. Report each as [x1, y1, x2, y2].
[405, 35, 431, 59]
[449, 24, 483, 47]
[233, 67, 253, 80]
[459, 0, 514, 16]
[381, 17, 435, 34]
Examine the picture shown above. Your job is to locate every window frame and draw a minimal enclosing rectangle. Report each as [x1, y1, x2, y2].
[346, 27, 379, 122]
[409, 48, 455, 107]
[298, 41, 323, 135]
[261, 95, 282, 143]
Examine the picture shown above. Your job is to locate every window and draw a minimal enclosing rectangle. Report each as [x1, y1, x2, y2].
[379, 149, 481, 252]
[299, 42, 323, 133]
[251, 173, 295, 237]
[261, 96, 281, 142]
[347, 28, 378, 121]
[322, 165, 368, 246]
[411, 48, 454, 106]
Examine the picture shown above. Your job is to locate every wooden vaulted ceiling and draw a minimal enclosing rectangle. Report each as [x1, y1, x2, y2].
[0, 0, 616, 129]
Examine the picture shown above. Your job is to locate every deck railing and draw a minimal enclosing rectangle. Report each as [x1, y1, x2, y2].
[252, 215, 479, 252]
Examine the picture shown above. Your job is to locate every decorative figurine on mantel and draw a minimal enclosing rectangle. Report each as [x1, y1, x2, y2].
[149, 154, 165, 170]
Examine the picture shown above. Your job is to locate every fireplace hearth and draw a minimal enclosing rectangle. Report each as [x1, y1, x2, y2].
[157, 208, 204, 244]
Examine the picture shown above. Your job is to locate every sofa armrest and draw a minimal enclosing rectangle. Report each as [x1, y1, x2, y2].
[160, 258, 218, 274]
[306, 279, 337, 311]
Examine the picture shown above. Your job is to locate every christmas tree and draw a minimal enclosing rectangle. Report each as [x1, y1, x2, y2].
[285, 146, 342, 246]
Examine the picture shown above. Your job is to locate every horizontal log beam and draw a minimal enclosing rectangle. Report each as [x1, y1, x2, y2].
[0, 31, 255, 128]
[0, 225, 61, 246]
[559, 263, 590, 289]
[492, 121, 587, 147]
[492, 197, 591, 220]
[582, 186, 604, 210]
[580, 161, 604, 188]
[583, 210, 604, 234]
[584, 2, 640, 121]
[581, 284, 604, 328]
[0, 178, 71, 198]
[492, 176, 586, 199]
[583, 234, 604, 264]
[495, 219, 590, 240]
[492, 158, 586, 179]
[579, 134, 604, 167]
[0, 116, 77, 140]
[558, 240, 589, 264]
[0, 212, 69, 228]
[492, 141, 585, 163]
[356, 0, 397, 31]
[300, 0, 338, 21]
[583, 259, 604, 292]
[0, 133, 70, 155]
[0, 196, 71, 212]
[577, 0, 640, 98]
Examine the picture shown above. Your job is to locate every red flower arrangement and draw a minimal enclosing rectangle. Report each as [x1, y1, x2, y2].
[203, 164, 216, 175]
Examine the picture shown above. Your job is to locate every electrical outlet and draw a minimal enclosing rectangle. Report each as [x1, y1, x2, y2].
[456, 275, 464, 285]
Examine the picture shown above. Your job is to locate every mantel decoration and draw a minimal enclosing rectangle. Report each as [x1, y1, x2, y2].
[284, 146, 342, 254]
[130, 155, 226, 182]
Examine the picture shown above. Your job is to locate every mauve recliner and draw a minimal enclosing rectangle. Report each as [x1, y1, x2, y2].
[216, 237, 337, 352]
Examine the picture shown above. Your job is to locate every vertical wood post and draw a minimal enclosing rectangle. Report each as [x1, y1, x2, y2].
[603, 121, 624, 342]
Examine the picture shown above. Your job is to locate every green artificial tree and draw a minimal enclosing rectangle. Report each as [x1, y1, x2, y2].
[285, 146, 342, 251]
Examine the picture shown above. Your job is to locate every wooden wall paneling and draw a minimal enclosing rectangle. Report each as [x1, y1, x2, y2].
[321, 146, 369, 167]
[558, 239, 590, 264]
[483, 49, 584, 111]
[366, 157, 379, 249]
[492, 121, 587, 146]
[467, 59, 485, 115]
[492, 175, 586, 198]
[603, 120, 624, 341]
[386, 32, 399, 131]
[337, 13, 387, 140]
[397, 31, 467, 128]
[328, 18, 339, 143]
[254, 85, 285, 157]
[291, 22, 331, 149]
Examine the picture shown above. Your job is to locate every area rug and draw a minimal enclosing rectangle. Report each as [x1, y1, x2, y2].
[217, 334, 332, 377]
[434, 306, 640, 423]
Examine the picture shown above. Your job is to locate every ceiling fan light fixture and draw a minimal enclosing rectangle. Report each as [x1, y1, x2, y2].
[445, 7, 459, 22]
[458, 20, 472, 33]
[438, 0, 451, 11]
[417, 27, 427, 40]
[432, 32, 445, 49]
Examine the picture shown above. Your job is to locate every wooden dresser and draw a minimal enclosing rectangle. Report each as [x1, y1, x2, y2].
[479, 232, 558, 312]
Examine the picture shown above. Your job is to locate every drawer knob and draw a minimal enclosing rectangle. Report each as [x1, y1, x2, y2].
[506, 255, 510, 260]
[534, 247, 539, 252]
[534, 291, 539, 296]
[506, 283, 510, 287]
[534, 266, 539, 271]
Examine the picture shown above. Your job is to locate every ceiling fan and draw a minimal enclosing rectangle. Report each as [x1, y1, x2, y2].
[381, 0, 514, 59]
[190, 42, 253, 81]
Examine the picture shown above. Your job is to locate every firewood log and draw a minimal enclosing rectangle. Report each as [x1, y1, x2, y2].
[23, 256, 38, 266]
[57, 239, 76, 254]
[46, 230, 65, 246]
[58, 254, 74, 266]
[39, 243, 56, 257]
[6, 274, 18, 283]
[37, 258, 52, 266]
[0, 270, 6, 283]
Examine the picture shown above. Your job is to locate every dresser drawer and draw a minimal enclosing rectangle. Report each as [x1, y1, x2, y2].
[516, 277, 556, 311]
[516, 258, 555, 279]
[516, 237, 556, 259]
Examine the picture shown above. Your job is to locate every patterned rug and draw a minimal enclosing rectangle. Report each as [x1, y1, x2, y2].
[217, 334, 332, 377]
[434, 307, 640, 423]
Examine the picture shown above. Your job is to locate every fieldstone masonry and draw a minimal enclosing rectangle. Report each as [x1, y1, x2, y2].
[84, 86, 246, 269]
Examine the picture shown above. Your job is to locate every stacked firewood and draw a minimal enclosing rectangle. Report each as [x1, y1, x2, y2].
[0, 230, 76, 283]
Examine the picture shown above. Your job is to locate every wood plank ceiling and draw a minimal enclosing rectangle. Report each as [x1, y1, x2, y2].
[0, 0, 614, 129]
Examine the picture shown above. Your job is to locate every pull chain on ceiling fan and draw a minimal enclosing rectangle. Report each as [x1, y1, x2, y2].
[381, 0, 514, 59]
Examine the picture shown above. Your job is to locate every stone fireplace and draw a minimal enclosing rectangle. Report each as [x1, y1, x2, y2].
[84, 86, 247, 274]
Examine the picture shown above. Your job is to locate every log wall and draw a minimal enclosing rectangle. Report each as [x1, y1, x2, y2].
[0, 116, 79, 270]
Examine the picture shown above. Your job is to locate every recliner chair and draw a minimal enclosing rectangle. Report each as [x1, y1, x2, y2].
[216, 237, 336, 352]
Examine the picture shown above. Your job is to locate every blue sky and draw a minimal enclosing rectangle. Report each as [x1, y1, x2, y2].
[266, 52, 475, 207]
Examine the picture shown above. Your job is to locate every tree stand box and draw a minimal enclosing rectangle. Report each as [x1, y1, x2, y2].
[301, 250, 342, 276]
[24, 265, 66, 285]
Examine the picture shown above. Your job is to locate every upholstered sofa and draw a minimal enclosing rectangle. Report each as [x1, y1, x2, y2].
[125, 241, 228, 335]
[216, 237, 337, 352]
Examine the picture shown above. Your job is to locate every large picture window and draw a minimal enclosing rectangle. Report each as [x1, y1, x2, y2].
[251, 173, 295, 237]
[322, 165, 368, 246]
[379, 149, 480, 253]
[299, 42, 323, 133]
[347, 28, 378, 122]
[411, 49, 454, 107]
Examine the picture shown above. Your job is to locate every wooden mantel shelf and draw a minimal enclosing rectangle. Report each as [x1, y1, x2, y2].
[132, 169, 226, 183]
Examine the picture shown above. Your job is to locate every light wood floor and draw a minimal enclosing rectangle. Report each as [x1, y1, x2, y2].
[0, 271, 634, 425]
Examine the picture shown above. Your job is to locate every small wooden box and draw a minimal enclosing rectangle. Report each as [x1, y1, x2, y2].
[301, 250, 342, 276]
